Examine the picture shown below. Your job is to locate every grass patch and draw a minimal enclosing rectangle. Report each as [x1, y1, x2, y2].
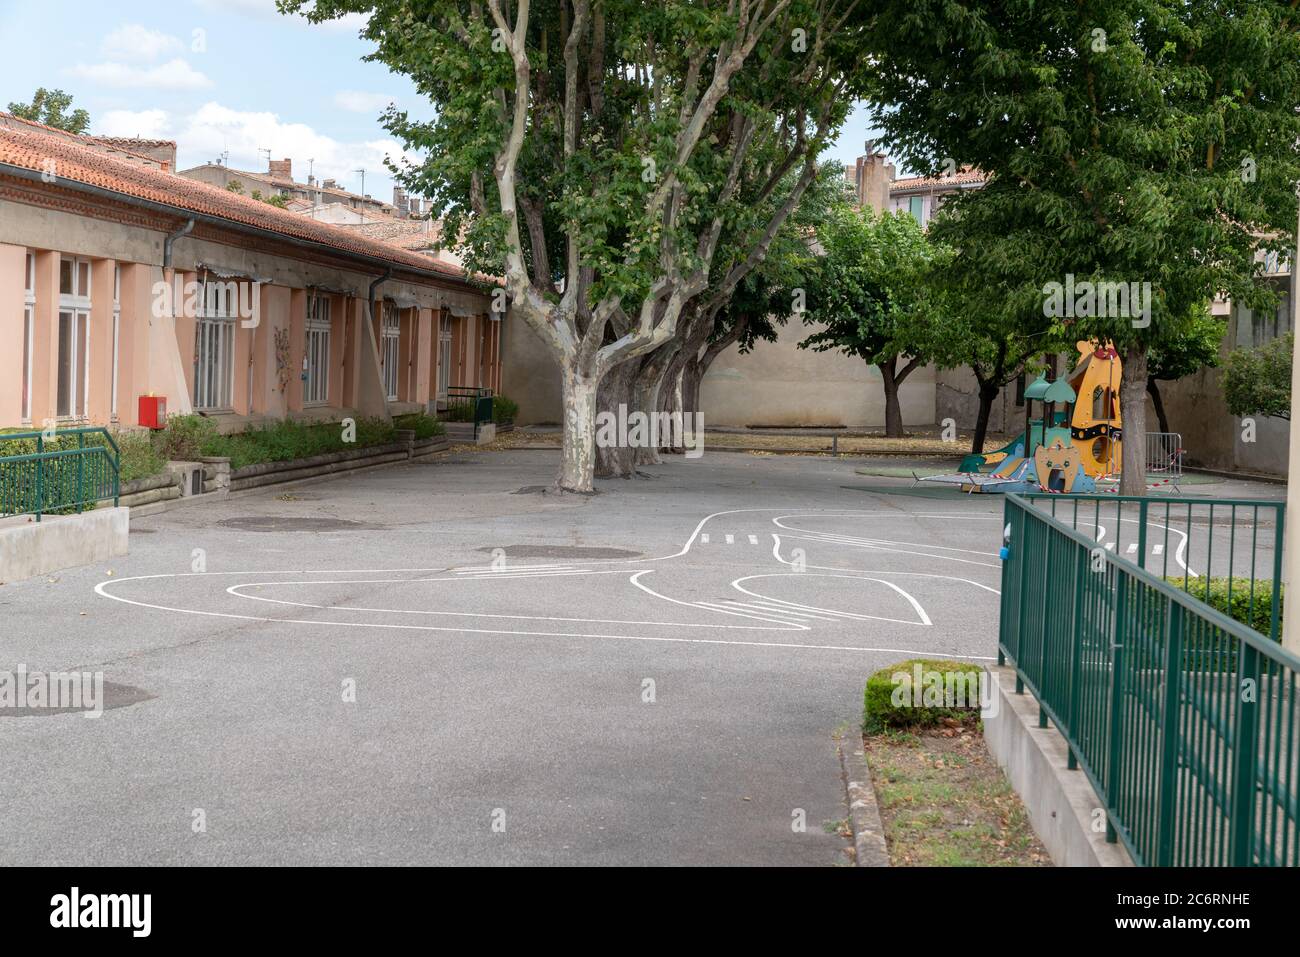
[866, 726, 1050, 867]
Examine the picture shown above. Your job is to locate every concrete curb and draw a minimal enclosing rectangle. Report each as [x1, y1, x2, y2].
[837, 732, 890, 867]
[982, 665, 1134, 867]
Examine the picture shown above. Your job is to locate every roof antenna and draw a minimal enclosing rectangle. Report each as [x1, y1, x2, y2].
[259, 147, 272, 172]
[354, 168, 366, 196]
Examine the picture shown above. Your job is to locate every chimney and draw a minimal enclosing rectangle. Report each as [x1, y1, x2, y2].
[322, 178, 338, 190]
[268, 158, 292, 181]
[409, 197, 422, 216]
[852, 151, 891, 214]
[393, 186, 410, 218]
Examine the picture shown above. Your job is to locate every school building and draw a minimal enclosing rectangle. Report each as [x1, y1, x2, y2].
[0, 112, 502, 434]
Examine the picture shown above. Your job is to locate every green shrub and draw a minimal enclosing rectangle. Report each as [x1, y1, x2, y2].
[863, 658, 985, 734]
[492, 394, 519, 424]
[1165, 576, 1282, 638]
[116, 430, 168, 482]
[392, 412, 446, 439]
[152, 413, 219, 461]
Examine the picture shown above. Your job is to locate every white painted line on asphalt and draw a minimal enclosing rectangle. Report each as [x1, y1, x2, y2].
[1153, 543, 1164, 555]
[700, 533, 710, 543]
[1126, 543, 1138, 554]
[748, 535, 759, 545]
[725, 534, 735, 544]
[95, 575, 994, 657]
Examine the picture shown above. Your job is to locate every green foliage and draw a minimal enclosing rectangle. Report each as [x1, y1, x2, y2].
[7, 87, 90, 134]
[1148, 310, 1226, 383]
[116, 431, 168, 483]
[392, 412, 447, 438]
[151, 414, 220, 462]
[864, 0, 1300, 356]
[863, 659, 984, 734]
[491, 395, 519, 424]
[799, 205, 950, 366]
[1166, 577, 1282, 638]
[151, 414, 401, 470]
[226, 180, 244, 194]
[1223, 333, 1292, 420]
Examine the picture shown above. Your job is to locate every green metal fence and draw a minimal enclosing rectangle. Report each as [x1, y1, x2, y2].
[445, 386, 494, 439]
[1030, 493, 1285, 641]
[1000, 493, 1300, 866]
[0, 427, 120, 521]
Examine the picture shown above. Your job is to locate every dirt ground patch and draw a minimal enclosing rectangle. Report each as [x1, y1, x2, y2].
[508, 427, 1018, 456]
[865, 723, 1051, 867]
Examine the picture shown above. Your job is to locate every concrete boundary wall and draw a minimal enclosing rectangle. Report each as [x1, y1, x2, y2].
[982, 665, 1134, 867]
[0, 507, 128, 583]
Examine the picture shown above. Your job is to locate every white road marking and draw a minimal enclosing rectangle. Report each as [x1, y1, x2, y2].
[700, 533, 710, 544]
[1153, 543, 1164, 555]
[1126, 543, 1138, 554]
[725, 534, 735, 544]
[747, 535, 759, 545]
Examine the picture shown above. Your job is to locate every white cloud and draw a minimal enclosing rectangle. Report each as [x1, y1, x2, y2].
[102, 24, 184, 61]
[69, 59, 213, 91]
[172, 102, 417, 195]
[333, 91, 394, 114]
[96, 109, 171, 139]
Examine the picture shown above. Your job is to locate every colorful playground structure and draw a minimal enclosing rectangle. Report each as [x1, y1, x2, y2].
[921, 341, 1123, 494]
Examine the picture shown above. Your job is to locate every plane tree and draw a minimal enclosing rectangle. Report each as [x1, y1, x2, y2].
[291, 0, 867, 491]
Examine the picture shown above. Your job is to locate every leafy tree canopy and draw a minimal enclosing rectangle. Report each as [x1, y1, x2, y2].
[7, 88, 91, 135]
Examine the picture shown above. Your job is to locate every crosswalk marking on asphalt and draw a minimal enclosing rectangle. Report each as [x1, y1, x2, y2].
[700, 533, 710, 543]
[748, 535, 759, 545]
[725, 534, 735, 544]
[1153, 544, 1164, 555]
[1126, 543, 1138, 554]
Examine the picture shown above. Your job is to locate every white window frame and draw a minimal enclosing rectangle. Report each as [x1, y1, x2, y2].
[57, 256, 92, 420]
[436, 313, 452, 404]
[193, 278, 236, 411]
[22, 252, 34, 423]
[304, 293, 332, 406]
[380, 302, 401, 401]
[111, 265, 121, 421]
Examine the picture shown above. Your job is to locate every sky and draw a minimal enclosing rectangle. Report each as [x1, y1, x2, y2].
[0, 0, 883, 203]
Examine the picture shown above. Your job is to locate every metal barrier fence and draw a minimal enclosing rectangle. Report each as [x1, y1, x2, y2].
[445, 387, 494, 439]
[1000, 493, 1299, 866]
[0, 428, 120, 521]
[1145, 432, 1184, 491]
[1028, 493, 1284, 641]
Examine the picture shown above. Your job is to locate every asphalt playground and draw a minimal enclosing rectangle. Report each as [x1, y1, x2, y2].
[0, 447, 1279, 865]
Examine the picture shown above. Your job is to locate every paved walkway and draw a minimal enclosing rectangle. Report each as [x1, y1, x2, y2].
[0, 449, 1278, 864]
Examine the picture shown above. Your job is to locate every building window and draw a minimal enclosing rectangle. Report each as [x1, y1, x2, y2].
[437, 313, 452, 404]
[194, 279, 236, 410]
[57, 256, 92, 419]
[908, 195, 924, 224]
[304, 294, 331, 405]
[22, 252, 35, 423]
[111, 265, 121, 421]
[380, 303, 401, 401]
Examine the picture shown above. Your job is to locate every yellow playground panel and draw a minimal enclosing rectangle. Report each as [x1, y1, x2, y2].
[1066, 341, 1122, 479]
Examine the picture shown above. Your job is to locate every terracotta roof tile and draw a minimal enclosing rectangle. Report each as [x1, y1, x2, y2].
[890, 166, 986, 192]
[0, 124, 472, 282]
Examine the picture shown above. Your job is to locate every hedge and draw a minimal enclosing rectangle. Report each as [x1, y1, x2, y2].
[1165, 576, 1282, 638]
[863, 658, 985, 733]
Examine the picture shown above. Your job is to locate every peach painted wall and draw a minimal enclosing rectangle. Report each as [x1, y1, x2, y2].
[116, 263, 152, 427]
[415, 307, 433, 405]
[0, 244, 26, 426]
[86, 259, 116, 424]
[30, 251, 60, 427]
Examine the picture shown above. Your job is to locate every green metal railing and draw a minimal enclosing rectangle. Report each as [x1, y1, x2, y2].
[1000, 493, 1300, 866]
[445, 386, 494, 439]
[0, 427, 120, 521]
[1030, 493, 1285, 641]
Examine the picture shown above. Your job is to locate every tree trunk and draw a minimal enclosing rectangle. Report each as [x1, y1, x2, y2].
[879, 359, 904, 438]
[557, 364, 598, 493]
[595, 360, 639, 479]
[972, 380, 999, 455]
[1146, 376, 1170, 435]
[1118, 343, 1149, 496]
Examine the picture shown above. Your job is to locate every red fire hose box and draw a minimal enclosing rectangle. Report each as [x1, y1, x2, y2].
[138, 395, 168, 430]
